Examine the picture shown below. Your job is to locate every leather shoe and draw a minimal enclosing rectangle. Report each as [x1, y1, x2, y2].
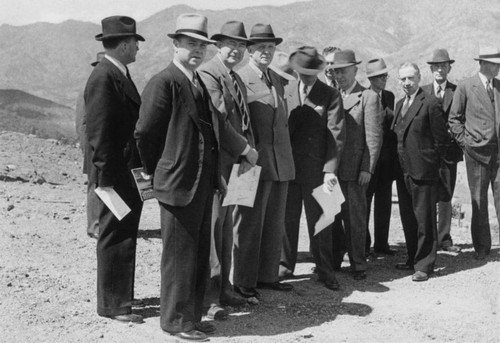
[131, 298, 144, 307]
[442, 245, 461, 253]
[206, 304, 228, 321]
[106, 313, 144, 323]
[234, 285, 260, 298]
[353, 271, 366, 280]
[412, 271, 429, 282]
[374, 247, 397, 256]
[324, 278, 340, 290]
[256, 281, 293, 291]
[475, 251, 488, 260]
[173, 330, 208, 342]
[220, 293, 247, 306]
[395, 263, 414, 271]
[194, 321, 216, 334]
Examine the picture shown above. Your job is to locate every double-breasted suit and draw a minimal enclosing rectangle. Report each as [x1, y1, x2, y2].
[281, 79, 345, 282]
[392, 88, 449, 273]
[233, 62, 295, 288]
[84, 57, 143, 317]
[135, 62, 246, 333]
[338, 82, 383, 273]
[449, 74, 500, 255]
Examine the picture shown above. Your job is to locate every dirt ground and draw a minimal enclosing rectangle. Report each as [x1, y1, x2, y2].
[1, 131, 499, 343]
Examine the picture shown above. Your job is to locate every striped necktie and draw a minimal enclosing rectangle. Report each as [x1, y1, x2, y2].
[486, 79, 494, 103]
[401, 96, 411, 118]
[230, 70, 250, 131]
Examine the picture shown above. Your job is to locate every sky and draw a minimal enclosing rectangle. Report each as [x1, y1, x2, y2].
[1, 0, 307, 26]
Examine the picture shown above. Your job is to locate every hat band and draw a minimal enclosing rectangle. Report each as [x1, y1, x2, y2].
[176, 28, 208, 38]
[479, 53, 500, 59]
[251, 33, 276, 39]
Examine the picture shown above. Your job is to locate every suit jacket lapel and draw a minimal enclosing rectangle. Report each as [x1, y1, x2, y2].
[442, 86, 454, 113]
[306, 80, 327, 108]
[399, 89, 424, 134]
[286, 80, 300, 115]
[170, 63, 201, 130]
[214, 57, 239, 104]
[472, 74, 494, 112]
[392, 98, 404, 130]
[102, 59, 141, 107]
[343, 82, 364, 110]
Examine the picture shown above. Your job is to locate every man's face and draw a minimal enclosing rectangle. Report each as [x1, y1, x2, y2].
[399, 65, 421, 96]
[122, 37, 139, 64]
[174, 35, 208, 71]
[218, 38, 247, 69]
[430, 62, 451, 84]
[333, 65, 357, 91]
[299, 74, 317, 86]
[248, 42, 276, 68]
[481, 61, 500, 79]
[324, 53, 335, 79]
[369, 73, 388, 93]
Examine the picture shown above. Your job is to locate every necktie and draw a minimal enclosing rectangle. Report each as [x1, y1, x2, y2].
[436, 86, 443, 99]
[192, 72, 200, 88]
[263, 71, 273, 89]
[401, 96, 411, 118]
[341, 90, 347, 99]
[302, 84, 308, 105]
[486, 79, 494, 103]
[229, 70, 250, 132]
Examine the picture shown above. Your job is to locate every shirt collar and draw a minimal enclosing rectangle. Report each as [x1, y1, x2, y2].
[478, 72, 492, 89]
[299, 79, 316, 96]
[174, 59, 195, 82]
[434, 80, 447, 93]
[249, 59, 267, 79]
[343, 80, 357, 96]
[405, 89, 418, 105]
[105, 55, 127, 77]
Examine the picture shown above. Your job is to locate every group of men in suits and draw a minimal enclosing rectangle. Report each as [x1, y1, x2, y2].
[82, 11, 500, 342]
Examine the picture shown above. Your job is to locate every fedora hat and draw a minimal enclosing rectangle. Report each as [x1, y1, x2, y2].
[95, 16, 145, 42]
[328, 49, 361, 69]
[90, 51, 105, 67]
[248, 24, 282, 45]
[289, 46, 326, 76]
[167, 13, 215, 43]
[427, 48, 455, 64]
[366, 58, 390, 78]
[270, 51, 297, 81]
[474, 46, 500, 64]
[211, 21, 252, 43]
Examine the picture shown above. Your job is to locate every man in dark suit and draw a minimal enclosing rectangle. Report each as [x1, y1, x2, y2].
[198, 20, 258, 317]
[365, 58, 397, 256]
[449, 47, 500, 260]
[135, 14, 252, 341]
[422, 49, 462, 253]
[392, 63, 449, 281]
[281, 46, 345, 290]
[233, 24, 295, 298]
[330, 50, 384, 280]
[321, 46, 341, 88]
[84, 16, 144, 323]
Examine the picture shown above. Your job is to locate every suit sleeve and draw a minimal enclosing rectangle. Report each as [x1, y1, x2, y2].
[361, 90, 384, 174]
[323, 89, 345, 174]
[135, 74, 172, 175]
[85, 71, 121, 187]
[448, 82, 467, 147]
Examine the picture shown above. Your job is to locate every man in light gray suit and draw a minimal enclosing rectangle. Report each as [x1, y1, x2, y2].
[449, 47, 500, 260]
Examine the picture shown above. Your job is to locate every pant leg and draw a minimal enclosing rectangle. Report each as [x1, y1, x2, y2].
[87, 182, 100, 237]
[365, 175, 377, 252]
[437, 163, 457, 247]
[373, 179, 394, 251]
[204, 196, 223, 307]
[396, 175, 418, 267]
[490, 155, 500, 248]
[331, 214, 346, 269]
[281, 182, 303, 273]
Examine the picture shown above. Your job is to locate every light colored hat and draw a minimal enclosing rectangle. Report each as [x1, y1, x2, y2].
[270, 51, 297, 81]
[167, 13, 215, 43]
[474, 46, 500, 64]
[427, 49, 455, 64]
[366, 58, 390, 78]
[328, 49, 361, 69]
[289, 46, 326, 76]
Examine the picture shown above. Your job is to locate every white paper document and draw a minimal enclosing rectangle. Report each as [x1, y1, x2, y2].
[312, 183, 345, 236]
[222, 164, 262, 208]
[94, 187, 131, 221]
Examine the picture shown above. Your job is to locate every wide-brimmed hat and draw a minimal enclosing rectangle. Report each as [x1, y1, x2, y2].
[474, 46, 500, 64]
[270, 51, 297, 81]
[90, 51, 105, 67]
[327, 49, 361, 69]
[427, 49, 455, 64]
[248, 24, 282, 45]
[211, 21, 252, 43]
[167, 13, 215, 43]
[366, 58, 390, 78]
[289, 46, 326, 76]
[95, 16, 145, 42]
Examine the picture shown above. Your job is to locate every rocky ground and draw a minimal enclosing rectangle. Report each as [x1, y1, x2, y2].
[1, 131, 499, 343]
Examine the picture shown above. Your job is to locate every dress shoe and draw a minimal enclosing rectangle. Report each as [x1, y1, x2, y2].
[323, 277, 340, 290]
[374, 247, 397, 256]
[172, 330, 208, 342]
[234, 285, 260, 298]
[353, 271, 366, 280]
[220, 292, 247, 306]
[206, 304, 228, 321]
[194, 321, 216, 334]
[106, 313, 144, 323]
[131, 298, 144, 307]
[412, 271, 429, 282]
[278, 265, 295, 280]
[395, 263, 414, 271]
[475, 251, 488, 260]
[442, 245, 461, 253]
[256, 281, 293, 291]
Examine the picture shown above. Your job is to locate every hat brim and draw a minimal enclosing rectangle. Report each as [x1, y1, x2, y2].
[474, 57, 500, 64]
[247, 37, 283, 46]
[167, 32, 215, 44]
[366, 67, 390, 78]
[269, 65, 297, 81]
[427, 60, 455, 64]
[290, 60, 326, 76]
[210, 33, 252, 44]
[95, 33, 145, 42]
[90, 61, 99, 67]
[328, 61, 361, 70]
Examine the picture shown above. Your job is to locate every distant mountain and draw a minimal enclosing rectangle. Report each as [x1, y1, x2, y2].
[0, 0, 500, 105]
[0, 89, 75, 142]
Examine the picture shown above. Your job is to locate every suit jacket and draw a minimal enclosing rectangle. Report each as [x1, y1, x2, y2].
[392, 88, 449, 181]
[238, 63, 295, 181]
[449, 73, 500, 164]
[84, 58, 142, 187]
[319, 73, 338, 89]
[338, 82, 384, 181]
[198, 56, 255, 179]
[135, 62, 247, 206]
[422, 81, 463, 162]
[286, 79, 345, 184]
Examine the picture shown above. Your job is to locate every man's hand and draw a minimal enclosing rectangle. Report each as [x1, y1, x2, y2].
[323, 172, 338, 192]
[140, 172, 152, 181]
[245, 148, 259, 166]
[358, 171, 371, 186]
[238, 159, 253, 176]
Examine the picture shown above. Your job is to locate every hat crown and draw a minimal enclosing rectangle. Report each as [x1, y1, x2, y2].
[96, 15, 144, 41]
[366, 58, 388, 76]
[333, 49, 358, 65]
[219, 21, 247, 39]
[174, 13, 209, 38]
[270, 51, 296, 81]
[429, 49, 453, 63]
[290, 46, 325, 70]
[478, 46, 500, 58]
[249, 23, 276, 39]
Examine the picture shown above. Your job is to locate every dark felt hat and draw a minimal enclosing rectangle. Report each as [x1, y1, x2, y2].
[327, 49, 361, 69]
[211, 21, 252, 43]
[90, 51, 105, 67]
[95, 16, 145, 42]
[270, 51, 297, 81]
[289, 46, 326, 75]
[248, 24, 282, 45]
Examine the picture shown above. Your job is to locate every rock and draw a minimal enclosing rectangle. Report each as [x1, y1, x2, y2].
[7, 204, 14, 211]
[30, 175, 46, 185]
